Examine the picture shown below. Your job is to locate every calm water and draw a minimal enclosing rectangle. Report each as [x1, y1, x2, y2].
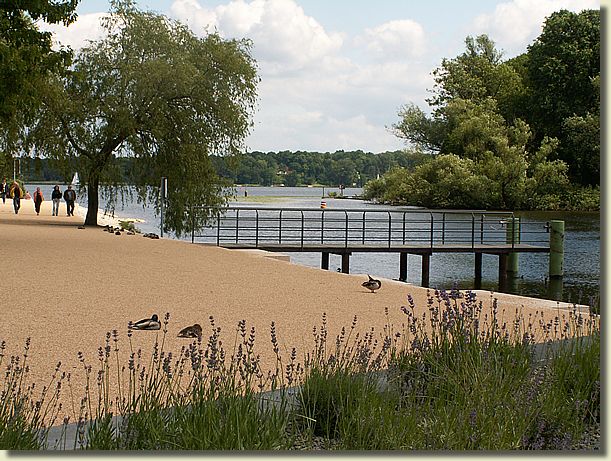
[27, 184, 600, 307]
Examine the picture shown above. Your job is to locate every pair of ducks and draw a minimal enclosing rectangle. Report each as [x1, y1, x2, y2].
[129, 314, 202, 339]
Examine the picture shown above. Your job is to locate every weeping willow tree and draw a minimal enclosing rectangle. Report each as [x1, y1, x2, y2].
[29, 0, 258, 235]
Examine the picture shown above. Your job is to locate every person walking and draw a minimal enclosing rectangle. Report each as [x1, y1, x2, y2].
[1, 178, 7, 204]
[33, 187, 44, 215]
[10, 181, 22, 214]
[64, 185, 76, 216]
[51, 185, 62, 216]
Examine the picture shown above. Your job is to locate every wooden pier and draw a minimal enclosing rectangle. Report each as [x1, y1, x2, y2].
[189, 206, 556, 291]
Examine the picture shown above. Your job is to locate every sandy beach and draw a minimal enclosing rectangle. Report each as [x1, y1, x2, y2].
[0, 198, 593, 424]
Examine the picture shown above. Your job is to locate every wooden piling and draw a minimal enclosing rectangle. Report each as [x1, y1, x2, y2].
[421, 253, 430, 288]
[321, 252, 329, 270]
[549, 220, 564, 278]
[341, 253, 350, 274]
[474, 252, 482, 289]
[498, 253, 508, 291]
[399, 252, 408, 282]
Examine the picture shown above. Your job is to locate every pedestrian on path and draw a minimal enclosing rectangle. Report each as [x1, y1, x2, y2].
[51, 185, 62, 216]
[1, 178, 7, 204]
[10, 181, 22, 214]
[33, 187, 44, 215]
[64, 185, 76, 216]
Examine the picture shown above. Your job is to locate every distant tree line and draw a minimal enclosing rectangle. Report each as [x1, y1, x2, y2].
[15, 149, 432, 189]
[210, 150, 430, 187]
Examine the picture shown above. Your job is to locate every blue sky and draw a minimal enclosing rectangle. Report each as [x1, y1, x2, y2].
[41, 0, 600, 153]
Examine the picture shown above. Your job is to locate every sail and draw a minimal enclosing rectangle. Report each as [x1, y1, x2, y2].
[71, 172, 80, 186]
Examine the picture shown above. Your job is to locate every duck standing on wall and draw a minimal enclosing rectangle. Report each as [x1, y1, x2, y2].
[362, 275, 382, 293]
[177, 323, 202, 339]
[129, 314, 161, 330]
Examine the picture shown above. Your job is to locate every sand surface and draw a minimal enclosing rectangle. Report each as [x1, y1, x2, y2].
[0, 199, 593, 425]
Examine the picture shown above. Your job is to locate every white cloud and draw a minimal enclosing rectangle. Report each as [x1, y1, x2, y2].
[358, 19, 427, 60]
[472, 0, 599, 56]
[170, 0, 343, 71]
[39, 12, 107, 50]
[248, 108, 404, 153]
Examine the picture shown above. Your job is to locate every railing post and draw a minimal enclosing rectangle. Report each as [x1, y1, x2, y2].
[441, 213, 445, 244]
[480, 214, 484, 244]
[216, 211, 220, 245]
[388, 211, 392, 248]
[235, 209, 239, 244]
[362, 211, 366, 244]
[345, 211, 349, 248]
[279, 209, 283, 244]
[255, 210, 259, 248]
[471, 213, 475, 249]
[321, 210, 325, 244]
[300, 211, 304, 250]
[402, 211, 406, 244]
[430, 213, 434, 248]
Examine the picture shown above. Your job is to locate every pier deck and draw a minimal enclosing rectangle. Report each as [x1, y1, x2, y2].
[188, 206, 556, 291]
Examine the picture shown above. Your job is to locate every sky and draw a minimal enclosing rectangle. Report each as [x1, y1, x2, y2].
[39, 0, 601, 153]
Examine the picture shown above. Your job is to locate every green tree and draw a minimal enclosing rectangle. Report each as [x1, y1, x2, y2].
[526, 9, 599, 184]
[428, 35, 525, 122]
[0, 0, 78, 178]
[393, 35, 526, 155]
[29, 1, 258, 234]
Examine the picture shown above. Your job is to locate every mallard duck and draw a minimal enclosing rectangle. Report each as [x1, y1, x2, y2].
[362, 275, 382, 293]
[129, 314, 161, 330]
[177, 323, 202, 339]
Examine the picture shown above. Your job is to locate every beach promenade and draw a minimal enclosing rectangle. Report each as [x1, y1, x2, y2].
[0, 198, 589, 424]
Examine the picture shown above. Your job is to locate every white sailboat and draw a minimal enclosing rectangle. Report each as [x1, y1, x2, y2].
[71, 172, 80, 186]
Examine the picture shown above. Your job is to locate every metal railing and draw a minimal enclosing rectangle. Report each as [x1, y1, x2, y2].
[189, 206, 550, 250]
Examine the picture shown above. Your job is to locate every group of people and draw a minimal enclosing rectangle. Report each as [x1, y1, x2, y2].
[1, 178, 77, 216]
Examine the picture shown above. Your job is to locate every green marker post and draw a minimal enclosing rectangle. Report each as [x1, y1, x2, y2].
[506, 217, 520, 276]
[549, 220, 564, 278]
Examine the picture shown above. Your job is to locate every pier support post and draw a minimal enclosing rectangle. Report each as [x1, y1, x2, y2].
[549, 220, 564, 279]
[474, 253, 482, 289]
[399, 252, 408, 282]
[341, 253, 350, 274]
[548, 277, 564, 301]
[421, 253, 430, 288]
[498, 253, 508, 292]
[321, 252, 329, 270]
[506, 217, 520, 276]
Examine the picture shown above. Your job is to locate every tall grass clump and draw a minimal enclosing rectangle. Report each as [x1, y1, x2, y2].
[388, 290, 599, 449]
[80, 314, 292, 449]
[0, 339, 67, 449]
[296, 312, 408, 449]
[296, 289, 600, 450]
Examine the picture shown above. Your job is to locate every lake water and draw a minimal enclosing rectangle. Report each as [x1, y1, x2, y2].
[27, 183, 600, 308]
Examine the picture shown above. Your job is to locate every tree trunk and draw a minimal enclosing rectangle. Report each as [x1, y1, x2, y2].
[85, 170, 100, 226]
